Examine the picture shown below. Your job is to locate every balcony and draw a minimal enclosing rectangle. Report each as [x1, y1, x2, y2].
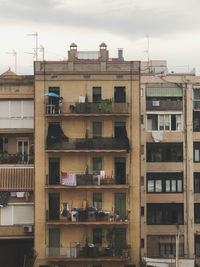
[46, 173, 129, 189]
[146, 100, 183, 111]
[47, 208, 129, 225]
[0, 166, 34, 191]
[46, 102, 130, 116]
[0, 153, 34, 164]
[46, 245, 130, 262]
[46, 137, 129, 152]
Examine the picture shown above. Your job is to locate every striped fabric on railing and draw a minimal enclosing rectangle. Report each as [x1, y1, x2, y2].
[0, 167, 34, 191]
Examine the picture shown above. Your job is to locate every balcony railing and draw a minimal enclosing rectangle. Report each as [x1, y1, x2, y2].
[48, 208, 129, 223]
[146, 100, 183, 110]
[46, 102, 130, 115]
[47, 173, 128, 186]
[46, 245, 130, 260]
[46, 137, 129, 151]
[0, 153, 34, 164]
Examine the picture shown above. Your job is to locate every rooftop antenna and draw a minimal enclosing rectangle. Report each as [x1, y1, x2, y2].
[26, 32, 38, 60]
[144, 34, 150, 69]
[40, 45, 45, 61]
[6, 50, 17, 74]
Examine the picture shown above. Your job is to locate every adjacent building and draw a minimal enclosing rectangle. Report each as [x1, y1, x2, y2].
[34, 43, 141, 267]
[140, 66, 200, 266]
[0, 69, 34, 267]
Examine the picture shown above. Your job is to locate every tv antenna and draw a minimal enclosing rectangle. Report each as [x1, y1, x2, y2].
[6, 50, 17, 73]
[26, 32, 39, 60]
[144, 34, 150, 64]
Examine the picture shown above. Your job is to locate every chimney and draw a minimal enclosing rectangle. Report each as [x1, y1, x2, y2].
[118, 48, 124, 60]
[68, 43, 77, 61]
[99, 42, 109, 61]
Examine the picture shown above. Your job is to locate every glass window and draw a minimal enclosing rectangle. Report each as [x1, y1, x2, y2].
[194, 173, 200, 193]
[93, 157, 102, 174]
[147, 180, 154, 192]
[177, 180, 182, 192]
[165, 180, 170, 192]
[93, 228, 102, 244]
[195, 149, 200, 162]
[155, 180, 162, 192]
[93, 193, 102, 210]
[93, 87, 101, 103]
[93, 122, 102, 138]
[176, 115, 182, 131]
[171, 180, 176, 192]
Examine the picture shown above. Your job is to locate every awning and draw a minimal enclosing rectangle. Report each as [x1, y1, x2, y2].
[0, 167, 34, 191]
[146, 87, 182, 97]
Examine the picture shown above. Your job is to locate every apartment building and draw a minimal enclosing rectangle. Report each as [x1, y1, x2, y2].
[0, 69, 34, 267]
[140, 67, 200, 266]
[34, 43, 141, 267]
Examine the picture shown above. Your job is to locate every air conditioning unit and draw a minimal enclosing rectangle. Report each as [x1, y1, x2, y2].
[152, 101, 160, 106]
[23, 226, 33, 233]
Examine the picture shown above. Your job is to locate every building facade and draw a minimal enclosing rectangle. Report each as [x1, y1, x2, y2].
[0, 69, 34, 267]
[140, 70, 200, 266]
[34, 43, 141, 267]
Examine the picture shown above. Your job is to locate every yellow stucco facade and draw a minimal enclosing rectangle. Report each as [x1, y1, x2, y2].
[34, 44, 141, 267]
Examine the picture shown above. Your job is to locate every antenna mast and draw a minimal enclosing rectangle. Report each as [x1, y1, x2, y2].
[27, 32, 38, 60]
[6, 50, 17, 74]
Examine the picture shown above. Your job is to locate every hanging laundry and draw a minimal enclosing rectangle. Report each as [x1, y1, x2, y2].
[62, 172, 77, 186]
[0, 192, 9, 207]
[17, 192, 25, 198]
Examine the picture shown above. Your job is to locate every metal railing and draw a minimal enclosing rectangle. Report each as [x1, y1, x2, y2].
[46, 245, 130, 258]
[46, 137, 129, 151]
[0, 153, 34, 164]
[146, 100, 183, 110]
[46, 102, 130, 115]
[47, 173, 128, 186]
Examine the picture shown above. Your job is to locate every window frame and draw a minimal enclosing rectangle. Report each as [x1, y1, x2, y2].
[147, 173, 183, 194]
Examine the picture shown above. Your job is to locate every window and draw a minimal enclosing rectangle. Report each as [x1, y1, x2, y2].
[49, 158, 60, 185]
[92, 122, 102, 138]
[194, 142, 200, 162]
[193, 111, 200, 131]
[141, 207, 144, 216]
[1, 203, 34, 225]
[141, 238, 144, 248]
[147, 173, 183, 193]
[93, 193, 102, 210]
[0, 100, 34, 119]
[147, 143, 183, 162]
[93, 228, 102, 245]
[93, 157, 102, 174]
[194, 173, 200, 193]
[159, 236, 184, 257]
[0, 137, 8, 153]
[147, 114, 182, 131]
[194, 203, 200, 223]
[147, 179, 162, 192]
[195, 235, 200, 256]
[147, 203, 184, 225]
[114, 86, 126, 103]
[193, 87, 200, 109]
[114, 121, 127, 138]
[93, 87, 101, 103]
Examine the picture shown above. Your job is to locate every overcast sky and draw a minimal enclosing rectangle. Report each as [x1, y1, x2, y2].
[0, 0, 200, 74]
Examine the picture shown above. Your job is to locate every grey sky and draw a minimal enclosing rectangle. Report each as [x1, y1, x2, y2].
[0, 0, 200, 74]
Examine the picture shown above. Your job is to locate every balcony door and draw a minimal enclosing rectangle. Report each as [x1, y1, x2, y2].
[49, 158, 60, 185]
[114, 193, 126, 220]
[114, 158, 126, 184]
[114, 228, 126, 256]
[49, 228, 60, 256]
[17, 139, 29, 163]
[49, 193, 60, 220]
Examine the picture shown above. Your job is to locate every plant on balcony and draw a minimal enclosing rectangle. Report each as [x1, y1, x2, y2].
[99, 99, 112, 112]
